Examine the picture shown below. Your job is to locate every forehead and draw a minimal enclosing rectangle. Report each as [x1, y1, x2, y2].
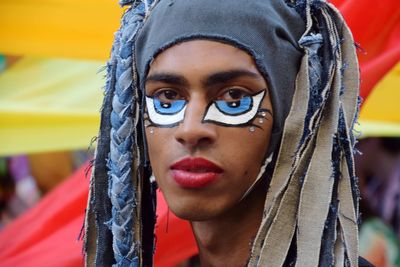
[147, 40, 260, 76]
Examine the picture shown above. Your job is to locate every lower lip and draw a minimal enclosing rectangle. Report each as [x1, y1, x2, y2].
[171, 170, 219, 188]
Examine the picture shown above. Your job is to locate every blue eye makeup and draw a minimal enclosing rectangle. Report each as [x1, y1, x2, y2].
[145, 96, 187, 127]
[153, 98, 186, 115]
[214, 96, 252, 115]
[203, 90, 266, 126]
[145, 89, 267, 128]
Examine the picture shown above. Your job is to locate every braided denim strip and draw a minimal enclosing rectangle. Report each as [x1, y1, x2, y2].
[107, 1, 153, 266]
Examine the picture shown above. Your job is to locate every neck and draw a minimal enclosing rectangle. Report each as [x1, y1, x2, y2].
[190, 180, 267, 267]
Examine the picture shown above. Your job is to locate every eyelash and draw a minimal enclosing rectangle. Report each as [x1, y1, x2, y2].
[150, 87, 250, 102]
[153, 89, 184, 102]
[217, 87, 252, 101]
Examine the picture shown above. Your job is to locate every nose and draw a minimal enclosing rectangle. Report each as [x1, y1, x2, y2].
[174, 97, 218, 148]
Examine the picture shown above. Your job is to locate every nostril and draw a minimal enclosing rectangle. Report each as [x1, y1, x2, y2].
[174, 122, 217, 148]
[197, 136, 214, 147]
[177, 136, 215, 149]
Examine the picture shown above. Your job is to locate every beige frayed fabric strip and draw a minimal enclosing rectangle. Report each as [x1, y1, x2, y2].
[334, 228, 345, 267]
[249, 1, 360, 266]
[339, 148, 359, 267]
[337, 106, 359, 267]
[248, 54, 310, 266]
[295, 48, 341, 267]
[257, 123, 318, 266]
[295, 7, 343, 265]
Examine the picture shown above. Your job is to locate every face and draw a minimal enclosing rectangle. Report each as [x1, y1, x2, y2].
[144, 40, 273, 221]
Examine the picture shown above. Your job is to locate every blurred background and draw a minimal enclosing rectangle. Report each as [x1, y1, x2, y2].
[0, 0, 399, 266]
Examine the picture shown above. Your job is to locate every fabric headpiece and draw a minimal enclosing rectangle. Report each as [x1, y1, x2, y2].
[84, 0, 361, 266]
[135, 0, 305, 156]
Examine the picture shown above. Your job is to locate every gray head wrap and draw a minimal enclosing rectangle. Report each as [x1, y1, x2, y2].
[136, 0, 304, 157]
[85, 0, 361, 266]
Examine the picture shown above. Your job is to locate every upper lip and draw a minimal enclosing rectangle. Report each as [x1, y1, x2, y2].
[170, 157, 223, 173]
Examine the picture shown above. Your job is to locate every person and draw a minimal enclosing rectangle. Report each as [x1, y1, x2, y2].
[84, 0, 372, 266]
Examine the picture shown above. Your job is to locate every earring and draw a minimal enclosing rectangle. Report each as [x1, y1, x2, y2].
[150, 173, 156, 183]
[249, 126, 256, 132]
[149, 128, 154, 134]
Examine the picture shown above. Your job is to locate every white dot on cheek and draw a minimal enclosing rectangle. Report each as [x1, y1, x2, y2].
[149, 128, 154, 134]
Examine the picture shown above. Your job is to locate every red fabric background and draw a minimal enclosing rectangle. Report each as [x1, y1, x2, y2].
[0, 163, 197, 267]
[330, 0, 400, 100]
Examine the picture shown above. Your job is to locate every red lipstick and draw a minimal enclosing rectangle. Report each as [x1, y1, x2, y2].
[170, 157, 223, 188]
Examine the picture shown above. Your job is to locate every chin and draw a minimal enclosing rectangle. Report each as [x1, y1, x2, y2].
[167, 198, 223, 222]
[171, 208, 216, 222]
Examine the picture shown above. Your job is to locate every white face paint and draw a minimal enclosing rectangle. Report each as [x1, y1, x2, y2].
[145, 96, 187, 127]
[203, 90, 266, 126]
[145, 89, 266, 128]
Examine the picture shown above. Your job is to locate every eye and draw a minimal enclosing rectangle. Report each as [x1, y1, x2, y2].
[215, 88, 252, 115]
[203, 90, 266, 126]
[219, 88, 249, 101]
[153, 89, 186, 115]
[155, 89, 179, 103]
[216, 88, 252, 112]
[145, 89, 187, 127]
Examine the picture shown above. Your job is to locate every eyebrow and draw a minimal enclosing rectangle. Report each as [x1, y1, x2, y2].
[145, 73, 189, 87]
[202, 69, 261, 88]
[145, 69, 262, 88]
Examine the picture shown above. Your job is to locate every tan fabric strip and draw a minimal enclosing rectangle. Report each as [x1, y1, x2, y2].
[249, 55, 310, 265]
[334, 6, 360, 261]
[257, 133, 317, 266]
[338, 114, 359, 267]
[334, 223, 345, 267]
[263, 54, 310, 216]
[339, 22, 360, 129]
[329, 6, 360, 266]
[327, 4, 359, 131]
[295, 134, 336, 266]
[296, 42, 342, 267]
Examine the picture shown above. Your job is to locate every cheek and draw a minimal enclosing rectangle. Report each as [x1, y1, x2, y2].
[145, 128, 175, 175]
[219, 125, 272, 176]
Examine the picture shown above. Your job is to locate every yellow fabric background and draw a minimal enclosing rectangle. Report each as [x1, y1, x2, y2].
[356, 62, 400, 138]
[0, 58, 104, 155]
[0, 0, 398, 154]
[0, 58, 398, 156]
[0, 58, 399, 156]
[0, 0, 122, 60]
